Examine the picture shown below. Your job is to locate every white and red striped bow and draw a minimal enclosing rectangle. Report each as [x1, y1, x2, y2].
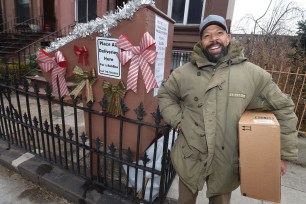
[36, 49, 70, 97]
[116, 32, 158, 93]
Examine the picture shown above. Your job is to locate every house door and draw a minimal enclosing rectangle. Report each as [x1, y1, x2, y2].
[76, 0, 97, 23]
[15, 0, 30, 23]
[43, 0, 55, 31]
[0, 3, 3, 31]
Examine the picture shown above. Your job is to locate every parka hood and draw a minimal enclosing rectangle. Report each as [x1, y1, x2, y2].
[190, 39, 247, 68]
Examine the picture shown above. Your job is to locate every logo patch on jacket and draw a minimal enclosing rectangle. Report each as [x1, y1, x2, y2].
[229, 93, 246, 98]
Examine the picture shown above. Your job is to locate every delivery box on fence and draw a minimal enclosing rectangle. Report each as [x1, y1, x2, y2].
[239, 111, 281, 203]
[37, 4, 175, 156]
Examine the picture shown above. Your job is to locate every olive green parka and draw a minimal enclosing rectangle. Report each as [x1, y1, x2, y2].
[157, 40, 298, 197]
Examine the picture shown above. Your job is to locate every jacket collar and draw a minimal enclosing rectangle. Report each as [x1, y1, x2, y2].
[190, 39, 247, 69]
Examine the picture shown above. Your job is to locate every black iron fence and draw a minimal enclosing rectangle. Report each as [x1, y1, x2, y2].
[0, 74, 177, 203]
[171, 50, 192, 70]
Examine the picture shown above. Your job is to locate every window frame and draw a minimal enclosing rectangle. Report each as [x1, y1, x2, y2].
[75, 0, 89, 22]
[167, 0, 206, 25]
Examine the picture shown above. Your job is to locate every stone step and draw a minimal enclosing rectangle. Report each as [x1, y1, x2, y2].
[0, 31, 48, 52]
[26, 74, 77, 90]
[26, 74, 49, 87]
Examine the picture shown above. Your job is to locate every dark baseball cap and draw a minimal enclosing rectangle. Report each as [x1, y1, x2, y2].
[199, 15, 228, 37]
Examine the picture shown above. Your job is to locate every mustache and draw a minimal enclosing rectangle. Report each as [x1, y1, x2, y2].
[202, 41, 228, 63]
[207, 41, 223, 49]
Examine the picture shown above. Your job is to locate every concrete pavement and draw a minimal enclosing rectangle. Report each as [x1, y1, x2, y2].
[0, 140, 131, 204]
[166, 162, 306, 204]
[0, 162, 71, 204]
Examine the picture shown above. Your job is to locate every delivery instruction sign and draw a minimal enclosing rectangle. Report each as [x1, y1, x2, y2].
[96, 37, 121, 79]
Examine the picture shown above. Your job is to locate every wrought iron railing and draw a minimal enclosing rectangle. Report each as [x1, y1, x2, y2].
[0, 22, 75, 79]
[171, 50, 192, 70]
[0, 16, 20, 33]
[0, 74, 176, 203]
[267, 66, 306, 135]
[0, 16, 44, 34]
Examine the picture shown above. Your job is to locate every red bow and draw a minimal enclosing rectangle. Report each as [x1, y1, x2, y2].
[74, 45, 89, 65]
[36, 49, 70, 97]
[116, 32, 158, 93]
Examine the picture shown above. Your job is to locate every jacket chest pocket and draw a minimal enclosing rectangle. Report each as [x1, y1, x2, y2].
[228, 92, 248, 111]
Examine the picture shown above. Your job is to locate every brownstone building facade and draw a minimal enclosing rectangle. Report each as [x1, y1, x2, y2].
[0, 0, 236, 50]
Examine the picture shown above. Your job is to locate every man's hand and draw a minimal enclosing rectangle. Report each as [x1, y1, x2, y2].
[281, 160, 287, 176]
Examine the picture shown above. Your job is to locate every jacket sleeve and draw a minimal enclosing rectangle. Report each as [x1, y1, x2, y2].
[247, 69, 298, 162]
[157, 72, 183, 128]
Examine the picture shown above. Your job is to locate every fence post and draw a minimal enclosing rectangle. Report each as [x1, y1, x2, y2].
[158, 125, 171, 203]
[2, 61, 11, 150]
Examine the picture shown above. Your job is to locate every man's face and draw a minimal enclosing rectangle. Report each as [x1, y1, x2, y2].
[200, 24, 231, 63]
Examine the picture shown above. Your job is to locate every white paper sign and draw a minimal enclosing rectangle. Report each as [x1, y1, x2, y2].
[154, 15, 169, 96]
[253, 119, 275, 124]
[96, 37, 121, 79]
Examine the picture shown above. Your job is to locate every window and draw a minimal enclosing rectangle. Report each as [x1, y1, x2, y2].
[168, 0, 205, 24]
[15, 0, 30, 23]
[0, 3, 3, 31]
[116, 0, 129, 8]
[75, 0, 97, 23]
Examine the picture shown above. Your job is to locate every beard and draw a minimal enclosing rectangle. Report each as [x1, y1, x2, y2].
[202, 41, 228, 63]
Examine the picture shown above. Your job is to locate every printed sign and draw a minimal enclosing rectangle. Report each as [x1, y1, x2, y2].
[96, 37, 121, 79]
[253, 119, 275, 124]
[154, 15, 169, 96]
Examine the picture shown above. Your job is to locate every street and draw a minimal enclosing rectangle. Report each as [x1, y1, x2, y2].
[0, 164, 71, 204]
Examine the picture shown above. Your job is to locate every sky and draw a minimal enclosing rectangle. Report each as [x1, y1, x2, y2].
[231, 0, 306, 34]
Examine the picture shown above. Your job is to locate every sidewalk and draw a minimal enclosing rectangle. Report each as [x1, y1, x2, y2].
[0, 141, 130, 204]
[166, 162, 306, 204]
[0, 162, 71, 204]
[0, 137, 305, 204]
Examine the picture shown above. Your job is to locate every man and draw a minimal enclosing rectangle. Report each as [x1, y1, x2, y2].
[157, 15, 298, 204]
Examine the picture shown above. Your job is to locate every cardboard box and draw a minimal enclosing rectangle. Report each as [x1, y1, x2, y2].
[239, 111, 281, 203]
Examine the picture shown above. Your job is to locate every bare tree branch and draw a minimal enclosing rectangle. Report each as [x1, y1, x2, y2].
[253, 0, 273, 34]
[233, 0, 305, 35]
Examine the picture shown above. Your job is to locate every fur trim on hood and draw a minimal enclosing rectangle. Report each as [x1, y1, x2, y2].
[190, 39, 246, 66]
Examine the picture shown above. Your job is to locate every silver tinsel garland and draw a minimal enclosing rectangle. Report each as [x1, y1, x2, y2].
[45, 0, 155, 53]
